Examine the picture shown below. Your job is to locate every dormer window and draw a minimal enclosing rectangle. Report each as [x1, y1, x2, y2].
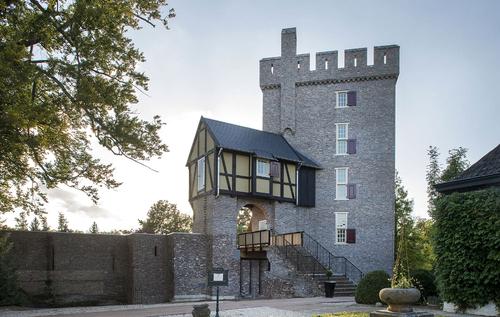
[256, 159, 270, 178]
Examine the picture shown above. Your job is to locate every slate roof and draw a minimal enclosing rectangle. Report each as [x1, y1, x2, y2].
[435, 144, 500, 193]
[202, 117, 320, 168]
[453, 144, 500, 181]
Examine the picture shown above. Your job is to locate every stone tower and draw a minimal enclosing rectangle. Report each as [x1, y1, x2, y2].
[260, 28, 399, 274]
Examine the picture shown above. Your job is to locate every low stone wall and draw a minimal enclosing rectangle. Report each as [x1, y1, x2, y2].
[3, 230, 209, 306]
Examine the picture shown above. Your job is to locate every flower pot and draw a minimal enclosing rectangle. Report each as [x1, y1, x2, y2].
[324, 281, 336, 298]
[379, 288, 421, 312]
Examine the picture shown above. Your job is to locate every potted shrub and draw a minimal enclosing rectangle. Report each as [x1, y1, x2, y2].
[324, 269, 336, 298]
[379, 220, 420, 312]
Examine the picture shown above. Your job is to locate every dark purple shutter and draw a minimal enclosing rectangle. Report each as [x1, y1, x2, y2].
[346, 229, 356, 244]
[347, 139, 357, 154]
[347, 184, 356, 199]
[347, 91, 357, 106]
[270, 161, 280, 178]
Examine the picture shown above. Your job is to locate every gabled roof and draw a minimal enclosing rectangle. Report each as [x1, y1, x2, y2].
[435, 144, 500, 194]
[202, 117, 320, 168]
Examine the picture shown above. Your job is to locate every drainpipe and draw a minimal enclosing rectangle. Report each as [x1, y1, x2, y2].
[216, 148, 223, 197]
[296, 162, 302, 205]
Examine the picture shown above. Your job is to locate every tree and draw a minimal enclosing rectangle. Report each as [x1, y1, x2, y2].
[138, 200, 192, 234]
[57, 212, 70, 232]
[29, 217, 40, 231]
[0, 234, 22, 305]
[440, 147, 469, 182]
[39, 214, 50, 231]
[394, 173, 415, 262]
[426, 146, 441, 218]
[14, 211, 28, 231]
[426, 146, 470, 218]
[237, 207, 252, 233]
[89, 221, 98, 234]
[0, 1, 175, 215]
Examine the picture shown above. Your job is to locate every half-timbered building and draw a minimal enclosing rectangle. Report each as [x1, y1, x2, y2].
[187, 28, 398, 299]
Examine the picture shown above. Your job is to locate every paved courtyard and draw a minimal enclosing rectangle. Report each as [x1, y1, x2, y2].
[0, 297, 477, 317]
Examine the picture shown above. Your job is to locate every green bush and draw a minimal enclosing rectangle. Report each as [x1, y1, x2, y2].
[434, 188, 500, 310]
[411, 269, 437, 303]
[355, 270, 390, 304]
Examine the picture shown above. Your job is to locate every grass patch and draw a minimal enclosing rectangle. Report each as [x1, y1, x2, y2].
[314, 312, 369, 317]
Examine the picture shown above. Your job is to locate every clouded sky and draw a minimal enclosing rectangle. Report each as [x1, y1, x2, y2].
[6, 0, 500, 232]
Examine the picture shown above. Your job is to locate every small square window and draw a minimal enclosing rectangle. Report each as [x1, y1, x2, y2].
[256, 159, 270, 178]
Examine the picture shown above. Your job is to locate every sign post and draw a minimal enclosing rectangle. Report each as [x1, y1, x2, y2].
[208, 268, 228, 317]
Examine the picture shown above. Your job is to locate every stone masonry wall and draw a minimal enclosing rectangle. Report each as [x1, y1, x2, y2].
[261, 28, 397, 275]
[127, 233, 169, 304]
[167, 232, 209, 301]
[5, 231, 129, 306]
[3, 230, 210, 306]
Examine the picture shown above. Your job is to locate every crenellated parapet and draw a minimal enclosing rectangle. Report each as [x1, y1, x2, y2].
[260, 28, 399, 89]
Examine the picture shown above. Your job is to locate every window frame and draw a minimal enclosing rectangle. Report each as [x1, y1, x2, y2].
[335, 167, 349, 200]
[335, 123, 349, 155]
[335, 212, 348, 244]
[335, 91, 349, 108]
[256, 159, 270, 178]
[197, 157, 206, 191]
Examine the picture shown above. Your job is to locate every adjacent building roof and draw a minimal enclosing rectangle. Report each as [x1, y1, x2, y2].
[435, 144, 500, 194]
[202, 117, 321, 168]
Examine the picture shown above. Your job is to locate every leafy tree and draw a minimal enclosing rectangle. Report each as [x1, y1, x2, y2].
[138, 200, 192, 234]
[0, 1, 174, 215]
[89, 221, 98, 234]
[0, 234, 22, 305]
[426, 146, 441, 218]
[412, 218, 436, 270]
[237, 207, 252, 233]
[57, 212, 70, 232]
[395, 173, 435, 272]
[440, 147, 469, 182]
[426, 146, 470, 218]
[29, 217, 40, 231]
[39, 214, 50, 231]
[394, 173, 414, 259]
[14, 211, 28, 231]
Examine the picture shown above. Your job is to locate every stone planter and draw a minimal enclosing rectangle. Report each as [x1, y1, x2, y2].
[192, 304, 210, 317]
[379, 288, 421, 313]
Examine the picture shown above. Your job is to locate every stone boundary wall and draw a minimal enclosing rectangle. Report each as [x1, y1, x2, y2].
[2, 230, 209, 306]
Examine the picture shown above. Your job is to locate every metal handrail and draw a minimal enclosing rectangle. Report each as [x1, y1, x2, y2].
[302, 231, 363, 284]
[275, 231, 364, 284]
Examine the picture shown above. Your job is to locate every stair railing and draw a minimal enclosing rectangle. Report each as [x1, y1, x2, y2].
[302, 231, 363, 284]
[274, 231, 364, 284]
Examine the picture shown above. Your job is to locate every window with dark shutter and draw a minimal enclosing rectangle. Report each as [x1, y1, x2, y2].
[347, 91, 357, 106]
[346, 229, 356, 243]
[347, 139, 357, 154]
[347, 184, 356, 199]
[270, 161, 280, 178]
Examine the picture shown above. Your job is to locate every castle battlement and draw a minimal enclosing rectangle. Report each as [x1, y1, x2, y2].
[260, 28, 399, 89]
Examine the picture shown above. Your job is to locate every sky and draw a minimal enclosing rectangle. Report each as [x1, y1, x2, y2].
[5, 0, 500, 232]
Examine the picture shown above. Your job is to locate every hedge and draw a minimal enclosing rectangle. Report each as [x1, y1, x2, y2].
[355, 270, 390, 304]
[434, 188, 500, 310]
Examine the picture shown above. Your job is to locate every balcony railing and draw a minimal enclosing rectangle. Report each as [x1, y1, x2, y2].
[237, 229, 271, 251]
